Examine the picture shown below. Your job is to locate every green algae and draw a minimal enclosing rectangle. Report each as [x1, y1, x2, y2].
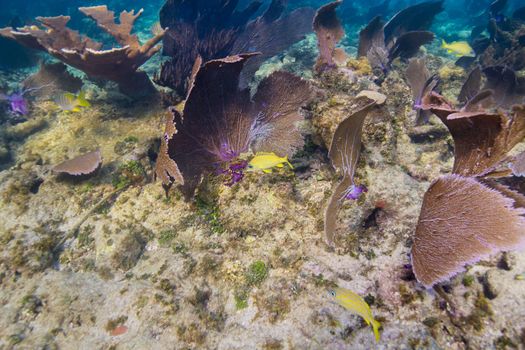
[195, 194, 225, 235]
[111, 232, 146, 271]
[157, 229, 177, 247]
[422, 317, 439, 328]
[463, 293, 494, 332]
[246, 261, 268, 287]
[462, 274, 475, 287]
[234, 290, 249, 310]
[256, 293, 291, 324]
[176, 322, 206, 345]
[77, 225, 95, 248]
[112, 160, 146, 190]
[114, 135, 139, 155]
[495, 335, 517, 349]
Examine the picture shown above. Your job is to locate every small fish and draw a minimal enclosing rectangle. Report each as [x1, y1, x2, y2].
[515, 273, 525, 281]
[55, 91, 90, 112]
[247, 152, 293, 173]
[329, 287, 381, 342]
[441, 40, 475, 57]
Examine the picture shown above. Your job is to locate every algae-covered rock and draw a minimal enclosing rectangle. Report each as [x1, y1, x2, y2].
[5, 118, 47, 141]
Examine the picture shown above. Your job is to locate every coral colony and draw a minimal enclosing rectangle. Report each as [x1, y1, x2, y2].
[0, 6, 165, 98]
[2, 0, 525, 348]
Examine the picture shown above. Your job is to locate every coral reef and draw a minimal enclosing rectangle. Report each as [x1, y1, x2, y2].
[1, 1, 525, 349]
[0, 6, 165, 98]
[412, 175, 525, 287]
[358, 0, 443, 77]
[412, 80, 525, 286]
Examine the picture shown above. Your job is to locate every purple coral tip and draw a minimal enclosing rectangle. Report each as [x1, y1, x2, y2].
[345, 184, 368, 200]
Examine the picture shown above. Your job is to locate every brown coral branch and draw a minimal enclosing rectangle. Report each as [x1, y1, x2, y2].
[0, 6, 165, 98]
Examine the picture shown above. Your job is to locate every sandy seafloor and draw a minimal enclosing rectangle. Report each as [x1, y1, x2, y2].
[1, 35, 525, 350]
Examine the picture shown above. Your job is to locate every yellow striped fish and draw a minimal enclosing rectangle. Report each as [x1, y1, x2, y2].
[329, 287, 381, 342]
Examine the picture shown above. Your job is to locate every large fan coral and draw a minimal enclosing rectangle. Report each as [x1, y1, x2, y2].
[155, 0, 315, 95]
[412, 83, 525, 287]
[155, 54, 312, 199]
[412, 174, 525, 288]
[0, 6, 165, 98]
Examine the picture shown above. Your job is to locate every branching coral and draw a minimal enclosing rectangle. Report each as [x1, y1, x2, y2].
[155, 54, 312, 199]
[0, 6, 165, 98]
[155, 0, 315, 95]
[324, 91, 387, 246]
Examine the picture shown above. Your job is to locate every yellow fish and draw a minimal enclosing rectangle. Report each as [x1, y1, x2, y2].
[441, 40, 475, 57]
[247, 152, 293, 174]
[55, 91, 90, 112]
[329, 287, 381, 342]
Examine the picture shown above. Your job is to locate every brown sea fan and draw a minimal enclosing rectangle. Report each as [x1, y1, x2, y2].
[53, 149, 102, 176]
[155, 54, 312, 198]
[324, 91, 386, 245]
[420, 92, 525, 177]
[412, 73, 525, 287]
[411, 174, 525, 288]
[405, 58, 438, 125]
[313, 1, 346, 71]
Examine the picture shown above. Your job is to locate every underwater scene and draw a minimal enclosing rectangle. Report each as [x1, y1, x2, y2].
[1, 0, 525, 348]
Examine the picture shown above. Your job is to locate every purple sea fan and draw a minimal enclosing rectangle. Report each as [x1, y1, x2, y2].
[155, 54, 312, 199]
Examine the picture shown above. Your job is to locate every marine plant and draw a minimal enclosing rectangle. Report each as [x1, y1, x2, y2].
[411, 84, 525, 287]
[22, 62, 83, 98]
[155, 0, 315, 96]
[155, 53, 312, 199]
[474, 6, 525, 71]
[324, 91, 386, 246]
[0, 6, 165, 98]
